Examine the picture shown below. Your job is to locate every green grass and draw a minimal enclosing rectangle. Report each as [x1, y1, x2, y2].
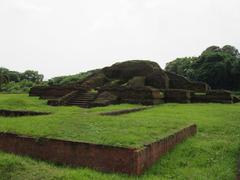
[0, 94, 239, 179]
[0, 94, 191, 148]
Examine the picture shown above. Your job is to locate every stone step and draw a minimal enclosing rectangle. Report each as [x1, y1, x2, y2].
[71, 97, 95, 100]
[68, 100, 88, 103]
[73, 96, 95, 99]
[71, 100, 94, 103]
[67, 102, 88, 105]
[74, 95, 95, 98]
[75, 94, 95, 96]
[66, 92, 97, 108]
[74, 97, 95, 99]
[71, 98, 94, 101]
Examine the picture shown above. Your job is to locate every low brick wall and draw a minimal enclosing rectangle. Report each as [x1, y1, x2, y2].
[99, 87, 164, 105]
[0, 124, 197, 175]
[0, 109, 50, 117]
[135, 124, 197, 175]
[191, 90, 233, 103]
[100, 107, 150, 116]
[29, 86, 84, 99]
[164, 89, 193, 103]
[191, 95, 233, 103]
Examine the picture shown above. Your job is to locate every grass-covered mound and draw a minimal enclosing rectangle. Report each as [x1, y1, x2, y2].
[0, 94, 239, 179]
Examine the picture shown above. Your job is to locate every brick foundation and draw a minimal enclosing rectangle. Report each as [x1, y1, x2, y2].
[100, 107, 150, 116]
[0, 109, 50, 117]
[164, 89, 193, 103]
[0, 124, 197, 175]
[29, 86, 83, 99]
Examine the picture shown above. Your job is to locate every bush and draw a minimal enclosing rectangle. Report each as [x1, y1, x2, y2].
[48, 70, 98, 86]
[1, 80, 45, 93]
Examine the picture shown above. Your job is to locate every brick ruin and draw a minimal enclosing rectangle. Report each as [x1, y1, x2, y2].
[29, 60, 240, 108]
[0, 124, 197, 175]
[100, 107, 150, 116]
[0, 109, 50, 117]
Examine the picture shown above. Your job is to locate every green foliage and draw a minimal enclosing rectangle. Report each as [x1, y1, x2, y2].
[0, 70, 9, 91]
[0, 94, 240, 179]
[48, 70, 98, 86]
[7, 71, 21, 82]
[0, 67, 44, 93]
[1, 80, 35, 93]
[20, 70, 44, 83]
[165, 57, 197, 78]
[165, 45, 240, 90]
[0, 66, 97, 93]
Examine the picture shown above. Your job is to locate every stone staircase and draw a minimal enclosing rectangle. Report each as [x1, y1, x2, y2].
[66, 91, 97, 108]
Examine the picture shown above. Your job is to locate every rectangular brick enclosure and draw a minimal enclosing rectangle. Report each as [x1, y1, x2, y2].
[0, 124, 197, 175]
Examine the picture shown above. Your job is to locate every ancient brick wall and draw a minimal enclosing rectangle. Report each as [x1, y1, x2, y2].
[0, 133, 136, 175]
[0, 110, 50, 117]
[100, 107, 150, 116]
[164, 89, 193, 103]
[134, 125, 197, 174]
[166, 72, 210, 93]
[99, 87, 164, 105]
[29, 86, 82, 99]
[0, 125, 196, 175]
[191, 90, 233, 103]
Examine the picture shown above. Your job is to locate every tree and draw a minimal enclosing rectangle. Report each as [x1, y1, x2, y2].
[48, 70, 98, 86]
[165, 57, 197, 78]
[8, 71, 21, 82]
[165, 45, 240, 90]
[0, 67, 45, 93]
[0, 70, 9, 91]
[21, 70, 44, 83]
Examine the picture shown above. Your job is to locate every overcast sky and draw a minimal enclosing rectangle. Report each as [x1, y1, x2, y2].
[0, 0, 240, 79]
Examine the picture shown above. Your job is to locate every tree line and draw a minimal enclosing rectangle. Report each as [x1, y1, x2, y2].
[0, 68, 44, 93]
[0, 67, 97, 93]
[165, 45, 240, 90]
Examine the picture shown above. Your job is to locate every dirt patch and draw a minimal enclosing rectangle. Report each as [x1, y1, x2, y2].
[0, 124, 197, 175]
[100, 107, 151, 116]
[0, 109, 50, 117]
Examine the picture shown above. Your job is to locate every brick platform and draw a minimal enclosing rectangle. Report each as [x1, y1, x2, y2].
[0, 124, 197, 175]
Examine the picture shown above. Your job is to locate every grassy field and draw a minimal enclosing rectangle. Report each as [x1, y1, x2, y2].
[0, 94, 191, 148]
[0, 94, 239, 179]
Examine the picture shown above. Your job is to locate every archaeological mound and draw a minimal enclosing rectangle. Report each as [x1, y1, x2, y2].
[29, 60, 240, 108]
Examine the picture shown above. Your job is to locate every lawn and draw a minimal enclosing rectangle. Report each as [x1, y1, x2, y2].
[0, 94, 240, 179]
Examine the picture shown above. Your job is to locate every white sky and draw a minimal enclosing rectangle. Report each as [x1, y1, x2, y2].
[0, 0, 240, 79]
